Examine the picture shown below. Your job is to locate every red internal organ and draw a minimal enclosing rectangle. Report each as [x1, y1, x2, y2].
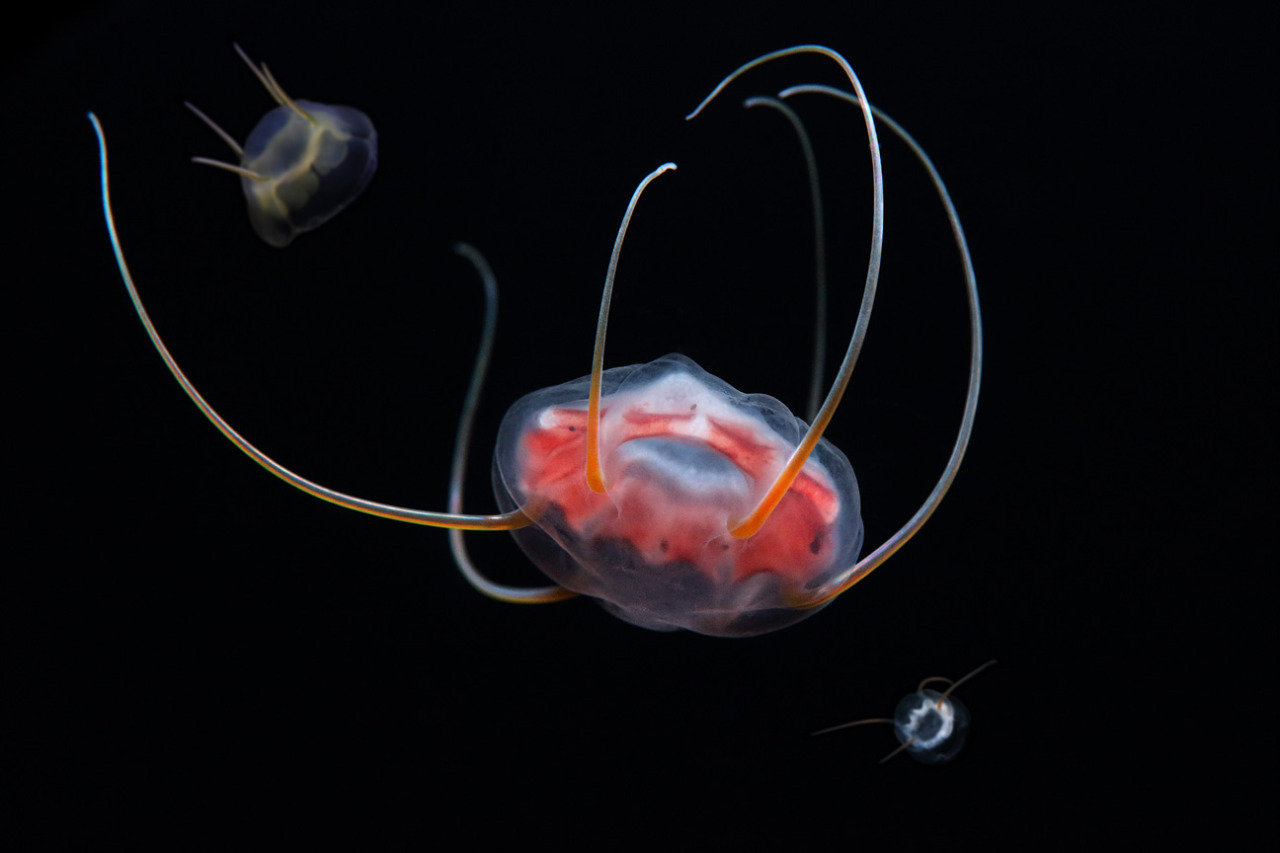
[519, 404, 842, 586]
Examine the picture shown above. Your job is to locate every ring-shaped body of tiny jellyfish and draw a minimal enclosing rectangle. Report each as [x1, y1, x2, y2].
[185, 44, 377, 247]
[88, 45, 981, 637]
[813, 660, 997, 763]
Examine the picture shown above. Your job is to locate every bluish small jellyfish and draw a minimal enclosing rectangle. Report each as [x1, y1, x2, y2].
[185, 44, 377, 247]
[814, 660, 997, 764]
[892, 686, 972, 764]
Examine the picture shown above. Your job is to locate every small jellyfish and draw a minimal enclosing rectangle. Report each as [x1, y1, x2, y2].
[185, 44, 377, 247]
[813, 660, 997, 764]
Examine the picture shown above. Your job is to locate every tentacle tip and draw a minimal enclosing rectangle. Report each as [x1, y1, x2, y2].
[88, 111, 106, 142]
[684, 102, 712, 121]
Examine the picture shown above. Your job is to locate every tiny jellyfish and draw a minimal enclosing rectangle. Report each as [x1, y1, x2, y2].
[185, 43, 377, 247]
[88, 45, 981, 637]
[813, 660, 997, 763]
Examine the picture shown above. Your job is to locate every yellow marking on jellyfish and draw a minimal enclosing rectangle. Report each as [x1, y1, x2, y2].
[186, 44, 377, 247]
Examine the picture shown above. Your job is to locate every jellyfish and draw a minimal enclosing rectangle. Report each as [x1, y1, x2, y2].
[813, 660, 997, 763]
[185, 44, 377, 247]
[88, 44, 981, 637]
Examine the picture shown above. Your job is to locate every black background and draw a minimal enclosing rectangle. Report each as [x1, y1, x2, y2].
[9, 1, 1271, 845]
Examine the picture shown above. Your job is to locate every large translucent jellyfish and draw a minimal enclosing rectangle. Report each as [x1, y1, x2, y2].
[89, 45, 981, 637]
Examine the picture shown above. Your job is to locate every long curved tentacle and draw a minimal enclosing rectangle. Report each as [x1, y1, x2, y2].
[89, 112, 529, 531]
[687, 45, 885, 539]
[742, 95, 828, 423]
[447, 244, 576, 603]
[774, 84, 982, 602]
[585, 162, 678, 493]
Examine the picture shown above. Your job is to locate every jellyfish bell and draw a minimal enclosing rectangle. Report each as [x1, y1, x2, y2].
[493, 353, 864, 636]
[185, 44, 377, 247]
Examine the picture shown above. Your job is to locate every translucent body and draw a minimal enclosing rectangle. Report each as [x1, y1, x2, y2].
[237, 100, 377, 247]
[188, 45, 378, 247]
[493, 354, 864, 636]
[893, 688, 971, 764]
[813, 660, 994, 762]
